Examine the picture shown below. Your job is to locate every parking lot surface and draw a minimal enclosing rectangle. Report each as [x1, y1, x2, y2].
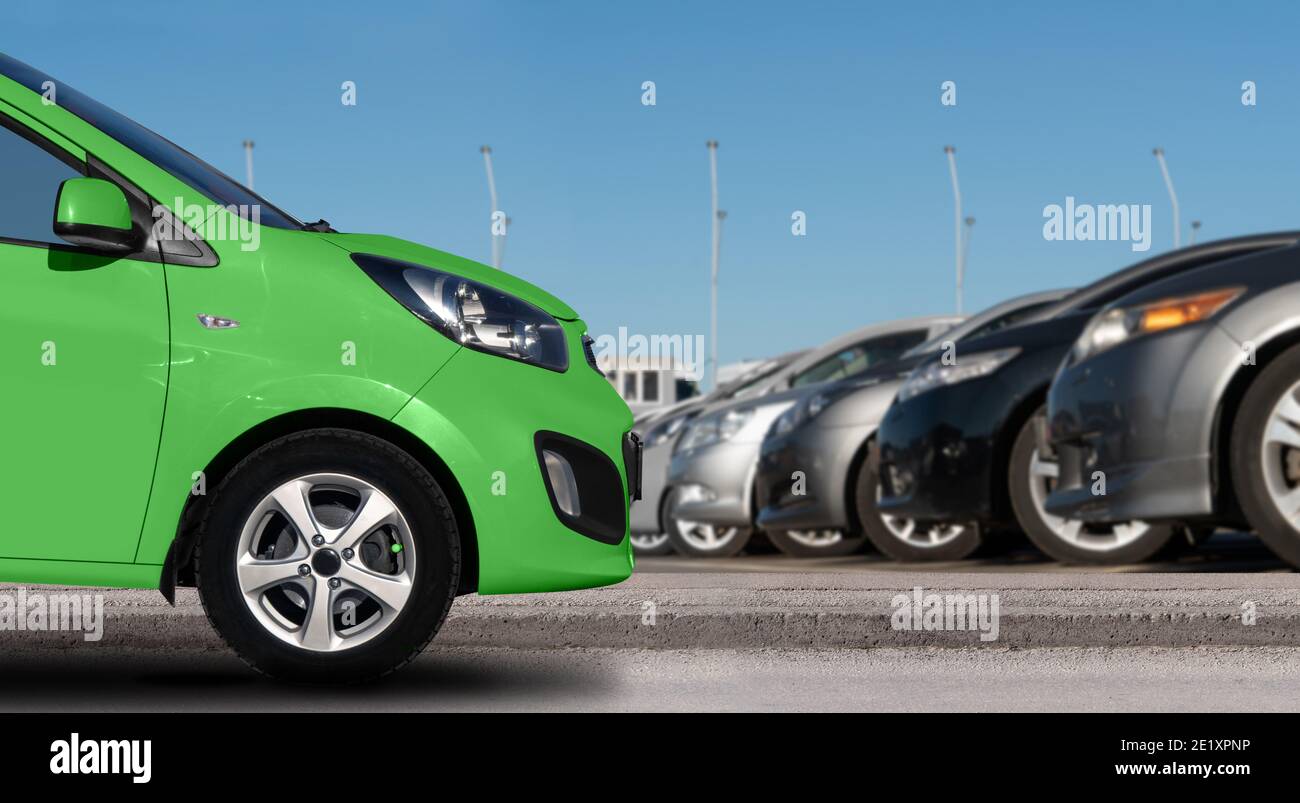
[635, 531, 1286, 574]
[0, 645, 1297, 712]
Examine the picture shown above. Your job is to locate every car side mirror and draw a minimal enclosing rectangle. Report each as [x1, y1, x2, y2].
[53, 177, 140, 253]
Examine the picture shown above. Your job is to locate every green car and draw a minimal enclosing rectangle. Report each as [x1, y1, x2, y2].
[0, 53, 637, 682]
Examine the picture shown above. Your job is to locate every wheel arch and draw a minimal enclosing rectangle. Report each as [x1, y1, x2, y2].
[654, 482, 676, 534]
[1213, 327, 1300, 522]
[843, 430, 879, 534]
[990, 385, 1050, 525]
[160, 408, 479, 603]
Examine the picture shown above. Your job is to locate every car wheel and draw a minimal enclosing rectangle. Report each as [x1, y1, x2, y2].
[662, 487, 752, 558]
[196, 429, 459, 683]
[854, 448, 982, 561]
[766, 528, 867, 557]
[1231, 344, 1300, 569]
[1009, 407, 1174, 564]
[630, 531, 675, 556]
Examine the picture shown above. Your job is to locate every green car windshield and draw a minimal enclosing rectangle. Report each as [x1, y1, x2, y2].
[0, 52, 303, 230]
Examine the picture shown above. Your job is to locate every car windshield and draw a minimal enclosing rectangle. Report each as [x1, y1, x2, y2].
[963, 300, 1056, 339]
[790, 330, 928, 388]
[0, 53, 303, 230]
[724, 359, 789, 400]
[906, 298, 1060, 357]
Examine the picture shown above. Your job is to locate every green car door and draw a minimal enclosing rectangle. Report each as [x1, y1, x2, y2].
[0, 109, 168, 563]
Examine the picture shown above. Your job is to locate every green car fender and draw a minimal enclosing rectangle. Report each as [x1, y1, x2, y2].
[394, 320, 636, 594]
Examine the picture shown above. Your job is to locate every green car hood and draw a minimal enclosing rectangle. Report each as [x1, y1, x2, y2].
[320, 233, 580, 321]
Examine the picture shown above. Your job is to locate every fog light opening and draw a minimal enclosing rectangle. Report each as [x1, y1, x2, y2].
[542, 449, 582, 517]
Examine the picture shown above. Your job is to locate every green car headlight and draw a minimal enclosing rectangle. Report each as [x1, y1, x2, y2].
[353, 254, 568, 371]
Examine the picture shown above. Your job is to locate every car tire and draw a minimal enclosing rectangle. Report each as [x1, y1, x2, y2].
[662, 487, 752, 558]
[1009, 407, 1175, 564]
[630, 531, 676, 556]
[854, 446, 982, 561]
[1231, 343, 1300, 569]
[765, 528, 867, 557]
[196, 428, 459, 683]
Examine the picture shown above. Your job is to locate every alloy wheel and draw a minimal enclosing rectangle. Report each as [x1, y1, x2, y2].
[784, 529, 845, 548]
[630, 532, 672, 551]
[1259, 381, 1300, 528]
[1026, 448, 1149, 552]
[671, 517, 744, 552]
[876, 486, 966, 548]
[235, 472, 416, 653]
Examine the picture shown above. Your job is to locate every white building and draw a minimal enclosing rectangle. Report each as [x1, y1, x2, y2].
[598, 354, 699, 417]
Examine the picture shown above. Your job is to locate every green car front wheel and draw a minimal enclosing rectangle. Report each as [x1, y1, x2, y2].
[197, 429, 460, 683]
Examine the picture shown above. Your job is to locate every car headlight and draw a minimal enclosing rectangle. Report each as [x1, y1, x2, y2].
[1071, 287, 1243, 364]
[352, 254, 568, 371]
[646, 413, 693, 447]
[896, 348, 1021, 403]
[676, 408, 754, 453]
[771, 390, 835, 437]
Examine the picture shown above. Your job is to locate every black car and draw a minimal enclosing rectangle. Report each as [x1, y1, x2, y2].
[753, 289, 1069, 558]
[874, 234, 1298, 563]
[1045, 233, 1300, 568]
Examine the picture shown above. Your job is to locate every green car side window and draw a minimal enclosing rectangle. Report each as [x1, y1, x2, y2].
[0, 118, 81, 246]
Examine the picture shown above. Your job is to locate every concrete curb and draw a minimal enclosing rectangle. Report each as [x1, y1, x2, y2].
[3, 572, 1299, 651]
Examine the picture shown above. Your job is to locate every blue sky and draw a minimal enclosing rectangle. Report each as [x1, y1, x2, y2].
[8, 1, 1300, 375]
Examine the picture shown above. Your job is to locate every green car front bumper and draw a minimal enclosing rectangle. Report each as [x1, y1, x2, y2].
[394, 320, 636, 594]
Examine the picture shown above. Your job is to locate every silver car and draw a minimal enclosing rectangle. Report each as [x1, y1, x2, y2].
[629, 352, 805, 555]
[661, 316, 961, 557]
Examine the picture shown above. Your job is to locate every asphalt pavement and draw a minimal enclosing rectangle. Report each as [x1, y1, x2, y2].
[9, 562, 1300, 651]
[0, 645, 1296, 712]
[1, 530, 1297, 711]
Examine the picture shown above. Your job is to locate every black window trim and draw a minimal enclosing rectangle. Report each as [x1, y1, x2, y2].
[0, 53, 303, 231]
[0, 107, 217, 266]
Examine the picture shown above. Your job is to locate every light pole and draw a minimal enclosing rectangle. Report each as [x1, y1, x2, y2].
[480, 145, 503, 268]
[1190, 220, 1202, 245]
[944, 146, 963, 314]
[498, 216, 513, 265]
[962, 216, 975, 295]
[1153, 147, 1180, 249]
[242, 140, 255, 190]
[707, 140, 721, 388]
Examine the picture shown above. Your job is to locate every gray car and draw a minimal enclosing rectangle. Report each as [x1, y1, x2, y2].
[662, 315, 961, 557]
[1044, 232, 1300, 566]
[754, 289, 1070, 557]
[629, 351, 806, 556]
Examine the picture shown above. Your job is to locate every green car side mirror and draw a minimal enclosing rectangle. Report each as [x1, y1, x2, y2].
[53, 177, 141, 253]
